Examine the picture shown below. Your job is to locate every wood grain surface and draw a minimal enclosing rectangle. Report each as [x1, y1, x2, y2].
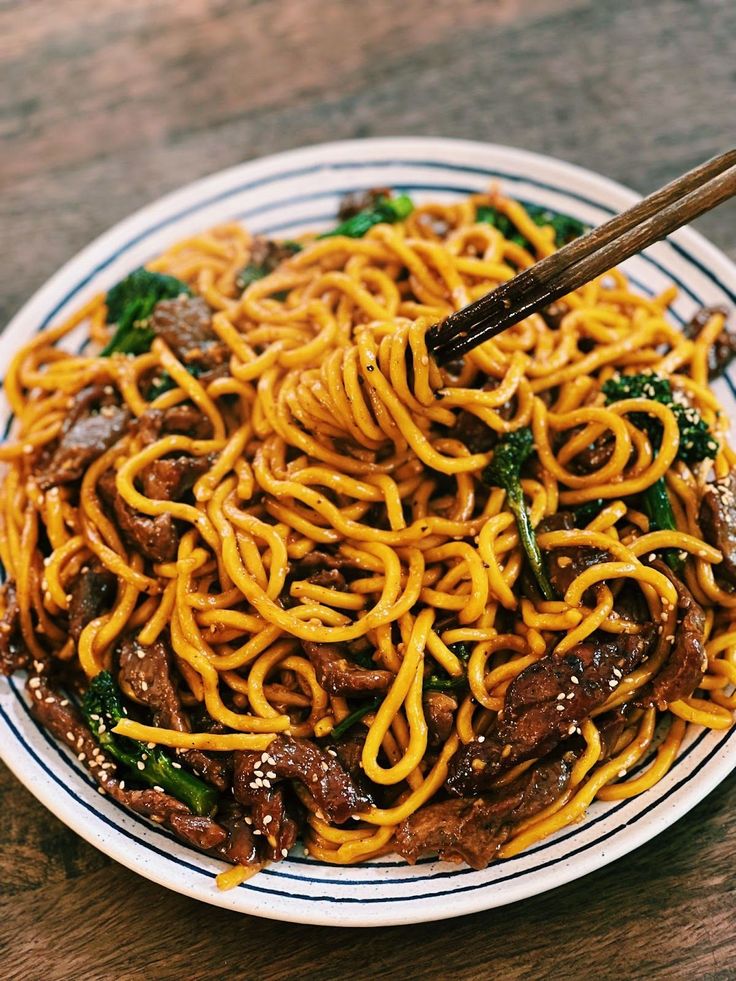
[2, 1, 736, 978]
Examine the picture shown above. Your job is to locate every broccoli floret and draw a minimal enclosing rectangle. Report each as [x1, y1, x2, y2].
[603, 371, 719, 570]
[319, 193, 414, 240]
[476, 204, 587, 250]
[482, 427, 555, 600]
[82, 671, 218, 816]
[101, 268, 191, 356]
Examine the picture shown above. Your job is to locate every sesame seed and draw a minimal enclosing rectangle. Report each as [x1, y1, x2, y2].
[262, 779, 271, 789]
[263, 815, 273, 825]
[29, 677, 41, 689]
[557, 693, 566, 701]
[98, 724, 106, 734]
[172, 761, 182, 769]
[254, 769, 264, 778]
[477, 735, 485, 743]
[147, 742, 156, 749]
[618, 769, 627, 778]
[244, 817, 252, 825]
[153, 786, 164, 793]
[568, 724, 577, 735]
[98, 786, 106, 795]
[609, 680, 618, 688]
[35, 691, 43, 700]
[77, 753, 86, 762]
[140, 681, 148, 692]
[137, 761, 145, 771]
[566, 692, 574, 700]
[281, 849, 289, 858]
[320, 762, 329, 772]
[44, 696, 54, 703]
[65, 730, 74, 741]
[571, 676, 579, 685]
[137, 650, 146, 660]
[60, 699, 69, 707]
[249, 781, 258, 789]
[613, 668, 622, 678]
[556, 704, 565, 712]
[266, 771, 277, 779]
[119, 781, 125, 790]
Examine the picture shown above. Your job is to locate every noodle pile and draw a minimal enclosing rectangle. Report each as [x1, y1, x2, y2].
[2, 188, 735, 884]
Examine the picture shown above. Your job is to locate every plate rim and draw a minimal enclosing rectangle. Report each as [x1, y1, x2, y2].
[1, 136, 735, 927]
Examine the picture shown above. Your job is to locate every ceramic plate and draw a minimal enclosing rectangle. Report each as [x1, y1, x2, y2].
[1, 138, 735, 927]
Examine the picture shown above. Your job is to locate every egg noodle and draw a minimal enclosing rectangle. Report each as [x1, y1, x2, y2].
[2, 189, 735, 886]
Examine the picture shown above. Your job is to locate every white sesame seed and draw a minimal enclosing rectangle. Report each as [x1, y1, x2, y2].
[65, 730, 74, 741]
[266, 771, 277, 779]
[249, 781, 258, 789]
[60, 699, 69, 707]
[571, 676, 579, 685]
[147, 742, 156, 749]
[568, 724, 577, 735]
[618, 769, 627, 778]
[98, 786, 106, 794]
[137, 650, 146, 660]
[253, 829, 262, 836]
[172, 761, 182, 769]
[613, 668, 622, 678]
[556, 704, 565, 712]
[153, 785, 164, 793]
[263, 815, 273, 826]
[244, 817, 252, 826]
[254, 769, 264, 778]
[140, 681, 148, 692]
[137, 761, 145, 771]
[98, 724, 106, 734]
[477, 736, 485, 743]
[35, 691, 43, 700]
[119, 781, 125, 790]
[557, 693, 566, 701]
[262, 779, 271, 789]
[566, 692, 574, 700]
[320, 762, 329, 772]
[281, 849, 289, 858]
[609, 680, 618, 688]
[77, 753, 86, 762]
[29, 677, 41, 689]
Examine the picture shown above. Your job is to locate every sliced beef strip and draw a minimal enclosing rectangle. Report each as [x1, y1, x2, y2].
[446, 626, 656, 796]
[250, 787, 300, 860]
[699, 471, 736, 585]
[637, 561, 707, 709]
[568, 432, 615, 475]
[140, 454, 211, 502]
[68, 560, 117, 643]
[301, 641, 393, 697]
[396, 749, 577, 868]
[247, 237, 302, 274]
[295, 550, 355, 572]
[118, 636, 229, 790]
[27, 676, 258, 863]
[683, 305, 736, 379]
[423, 691, 457, 746]
[98, 468, 179, 563]
[36, 385, 130, 489]
[337, 188, 391, 221]
[537, 511, 610, 596]
[305, 569, 347, 591]
[133, 404, 215, 445]
[233, 736, 370, 824]
[150, 295, 228, 371]
[0, 580, 28, 675]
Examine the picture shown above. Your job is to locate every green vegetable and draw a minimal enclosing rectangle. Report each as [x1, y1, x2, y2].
[602, 371, 719, 571]
[573, 499, 607, 526]
[82, 671, 218, 816]
[319, 194, 414, 240]
[449, 642, 472, 662]
[423, 675, 467, 693]
[235, 241, 302, 294]
[330, 697, 382, 741]
[476, 204, 587, 250]
[483, 427, 555, 600]
[146, 363, 202, 401]
[102, 268, 191, 356]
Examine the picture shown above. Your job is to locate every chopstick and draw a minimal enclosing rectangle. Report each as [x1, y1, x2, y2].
[426, 148, 736, 364]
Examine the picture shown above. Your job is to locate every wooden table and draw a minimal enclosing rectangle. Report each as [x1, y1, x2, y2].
[2, 2, 736, 977]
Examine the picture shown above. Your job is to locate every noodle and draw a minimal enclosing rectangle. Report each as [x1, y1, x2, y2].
[2, 187, 734, 884]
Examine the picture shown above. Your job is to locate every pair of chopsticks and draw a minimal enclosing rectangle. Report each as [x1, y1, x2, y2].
[426, 148, 736, 364]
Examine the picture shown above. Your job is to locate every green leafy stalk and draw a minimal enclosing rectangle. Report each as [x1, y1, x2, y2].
[319, 194, 414, 240]
[82, 671, 218, 816]
[102, 268, 191, 356]
[602, 371, 719, 572]
[330, 697, 382, 741]
[476, 204, 587, 250]
[483, 427, 555, 600]
[573, 499, 607, 526]
[422, 675, 467, 693]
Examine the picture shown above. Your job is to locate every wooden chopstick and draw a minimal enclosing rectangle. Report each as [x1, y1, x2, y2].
[426, 148, 736, 364]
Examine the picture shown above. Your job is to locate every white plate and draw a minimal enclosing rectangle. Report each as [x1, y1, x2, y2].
[1, 138, 735, 927]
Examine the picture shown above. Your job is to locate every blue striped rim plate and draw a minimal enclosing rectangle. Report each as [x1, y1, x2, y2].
[1, 138, 735, 927]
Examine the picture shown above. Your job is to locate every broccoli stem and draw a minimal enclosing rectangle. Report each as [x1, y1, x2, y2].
[82, 672, 218, 816]
[506, 485, 556, 600]
[642, 479, 684, 573]
[330, 697, 382, 740]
